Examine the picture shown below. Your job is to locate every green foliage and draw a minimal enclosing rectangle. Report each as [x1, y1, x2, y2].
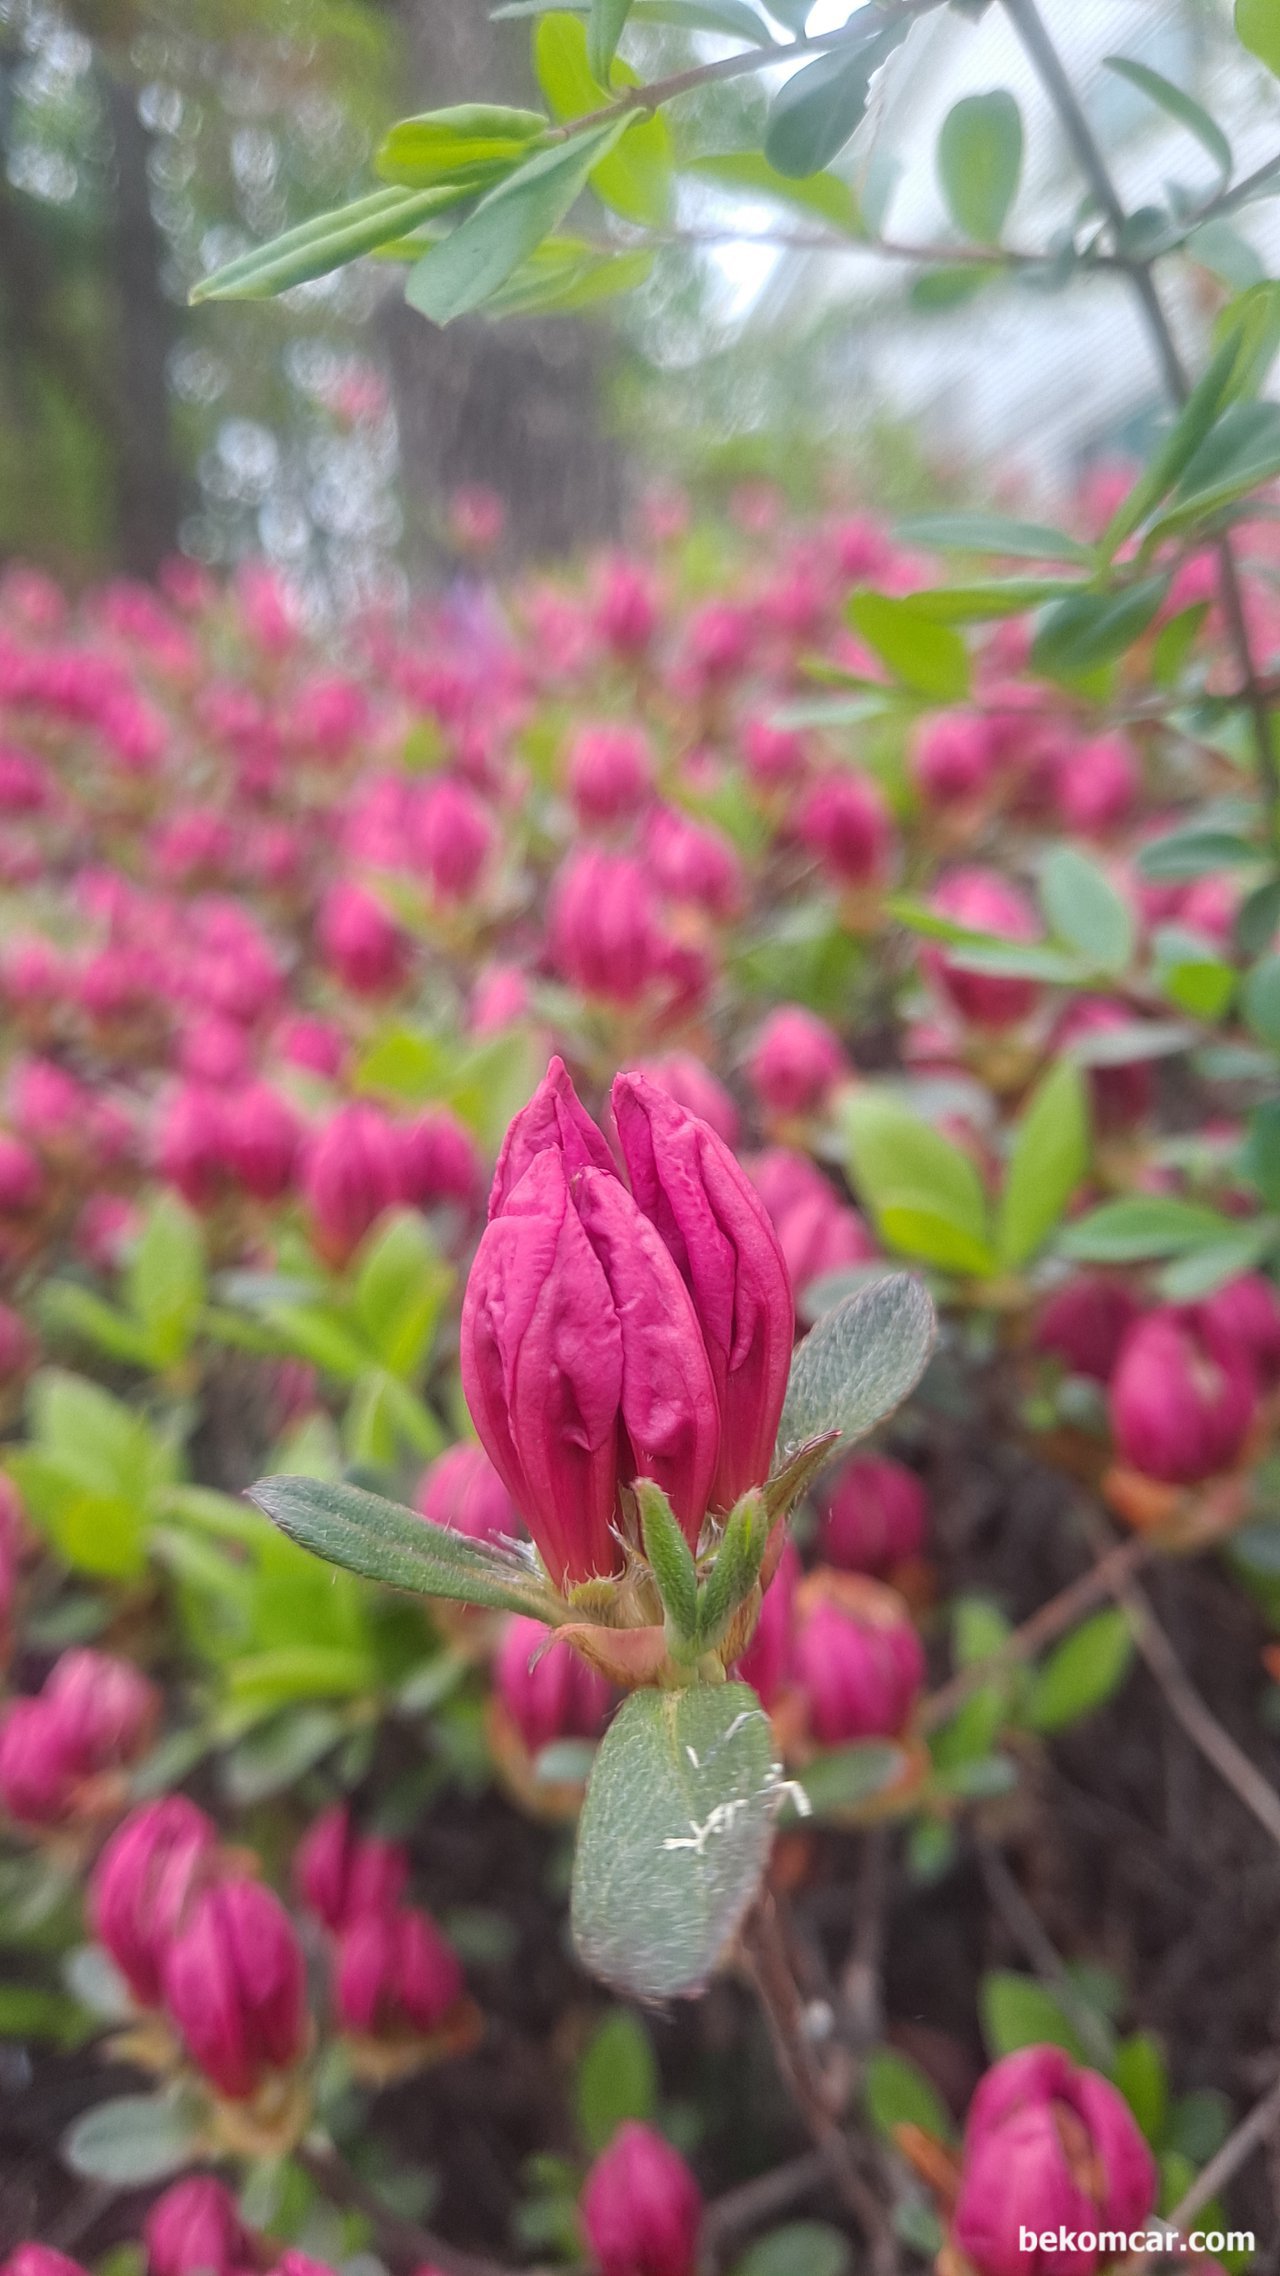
[6, 1371, 182, 1579]
[405, 123, 629, 324]
[864, 2045, 956, 2143]
[936, 91, 1024, 243]
[996, 1061, 1090, 1271]
[248, 1474, 563, 1619]
[734, 2226, 849, 2276]
[1027, 1611, 1135, 1734]
[844, 1091, 993, 1274]
[848, 591, 971, 701]
[575, 2010, 660, 2151]
[1237, 0, 1280, 76]
[63, 2094, 200, 2185]
[980, 1971, 1092, 2066]
[775, 1272, 937, 1458]
[636, 1479, 700, 1642]
[764, 27, 905, 179]
[570, 1683, 779, 1998]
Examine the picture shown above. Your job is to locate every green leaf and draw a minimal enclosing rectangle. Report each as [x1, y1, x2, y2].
[844, 1090, 992, 1261]
[698, 1490, 768, 1648]
[1136, 826, 1260, 881]
[63, 2095, 199, 2186]
[575, 2010, 659, 2154]
[1242, 1101, 1280, 1208]
[222, 1706, 346, 1803]
[937, 90, 1023, 242]
[480, 239, 653, 316]
[405, 120, 628, 324]
[1237, 876, 1280, 959]
[775, 1271, 936, 1460]
[980, 1972, 1088, 2065]
[353, 1210, 453, 1379]
[0, 1983, 94, 2049]
[864, 2045, 956, 2144]
[126, 1194, 206, 1367]
[589, 0, 632, 79]
[1157, 1222, 1280, 1301]
[795, 1740, 907, 1816]
[247, 1474, 562, 1619]
[910, 264, 1002, 312]
[1027, 1609, 1134, 1732]
[764, 25, 905, 178]
[190, 186, 466, 301]
[570, 1683, 779, 1999]
[1237, 0, 1280, 76]
[536, 14, 672, 226]
[896, 512, 1093, 563]
[1040, 847, 1135, 973]
[496, 0, 774, 33]
[1113, 2031, 1169, 2147]
[39, 1285, 155, 1369]
[1059, 1196, 1240, 1263]
[1243, 953, 1280, 1047]
[907, 579, 1083, 623]
[1152, 399, 1280, 536]
[734, 2225, 850, 2276]
[1031, 577, 1169, 679]
[848, 591, 970, 701]
[1103, 57, 1231, 184]
[635, 1479, 699, 1642]
[1153, 927, 1237, 1020]
[997, 1060, 1090, 1269]
[376, 105, 550, 185]
[876, 1201, 997, 1277]
[686, 150, 860, 235]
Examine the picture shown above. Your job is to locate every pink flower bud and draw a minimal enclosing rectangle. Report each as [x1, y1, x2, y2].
[224, 1083, 302, 1202]
[568, 725, 653, 826]
[796, 770, 892, 888]
[293, 1802, 409, 1934]
[44, 1648, 158, 1774]
[644, 807, 743, 921]
[2, 2250, 90, 2276]
[580, 2122, 702, 2276]
[494, 1616, 611, 1753]
[594, 556, 660, 655]
[155, 1086, 231, 1210]
[163, 1877, 307, 2100]
[319, 883, 407, 996]
[333, 1904, 463, 2039]
[925, 867, 1041, 1029]
[462, 1146, 720, 1587]
[303, 1103, 403, 1265]
[490, 1057, 617, 1216]
[397, 1110, 481, 1214]
[414, 779, 494, 903]
[953, 2045, 1155, 2276]
[613, 1071, 793, 1512]
[746, 1146, 878, 1297]
[0, 1132, 43, 1216]
[733, 1541, 798, 1710]
[1055, 999, 1152, 1133]
[793, 1579, 924, 1744]
[747, 1007, 848, 1118]
[0, 1698, 78, 1826]
[1033, 1275, 1141, 1384]
[90, 1795, 221, 2007]
[819, 1457, 927, 1574]
[912, 712, 999, 807]
[178, 1017, 252, 1089]
[469, 963, 530, 1037]
[742, 717, 808, 791]
[143, 2176, 254, 2276]
[630, 1055, 740, 1149]
[276, 1015, 347, 1081]
[1199, 1273, 1280, 1388]
[415, 1443, 520, 1545]
[1110, 1306, 1257, 1484]
[549, 850, 669, 1006]
[1052, 734, 1139, 834]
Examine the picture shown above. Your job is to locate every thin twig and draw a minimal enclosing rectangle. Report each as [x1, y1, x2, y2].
[741, 1894, 898, 2276]
[701, 2150, 831, 2260]
[918, 1532, 1156, 1734]
[1117, 2068, 1280, 2269]
[977, 1844, 1114, 2070]
[297, 2140, 535, 2276]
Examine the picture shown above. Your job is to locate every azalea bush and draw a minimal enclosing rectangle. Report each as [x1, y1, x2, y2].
[4, 2, 1280, 2272]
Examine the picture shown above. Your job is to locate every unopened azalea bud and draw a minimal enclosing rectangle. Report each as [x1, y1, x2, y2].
[549, 850, 669, 1006]
[90, 1795, 221, 2006]
[0, 1131, 43, 1216]
[490, 1055, 615, 1216]
[952, 2045, 1155, 2276]
[1052, 734, 1139, 834]
[1199, 1273, 1280, 1389]
[742, 717, 808, 791]
[319, 882, 407, 996]
[224, 1083, 302, 1202]
[293, 1802, 409, 1934]
[398, 1110, 481, 1214]
[793, 1577, 925, 1745]
[163, 1877, 307, 2100]
[469, 963, 530, 1037]
[912, 712, 998, 807]
[747, 1007, 848, 1118]
[143, 2175, 254, 2276]
[820, 1457, 927, 1574]
[415, 1443, 519, 1545]
[925, 867, 1041, 1029]
[580, 2122, 702, 2276]
[568, 725, 653, 826]
[1056, 999, 1152, 1133]
[303, 1103, 402, 1265]
[733, 1541, 798, 1710]
[415, 778, 494, 903]
[462, 1144, 720, 1588]
[1110, 1306, 1257, 1484]
[796, 769, 892, 888]
[0, 1698, 77, 1826]
[44, 1648, 158, 1775]
[156, 1085, 231, 1210]
[613, 1070, 793, 1512]
[631, 1054, 739, 1149]
[746, 1147, 878, 1296]
[2, 2249, 89, 2276]
[495, 1616, 611, 1754]
[334, 1904, 463, 2040]
[645, 806, 743, 921]
[594, 556, 660, 655]
[1033, 1275, 1140, 1384]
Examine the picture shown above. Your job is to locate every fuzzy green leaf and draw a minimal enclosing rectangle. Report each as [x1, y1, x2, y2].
[247, 1474, 561, 1619]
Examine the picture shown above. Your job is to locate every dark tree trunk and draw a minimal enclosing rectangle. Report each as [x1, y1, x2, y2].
[100, 67, 185, 576]
[381, 0, 625, 572]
